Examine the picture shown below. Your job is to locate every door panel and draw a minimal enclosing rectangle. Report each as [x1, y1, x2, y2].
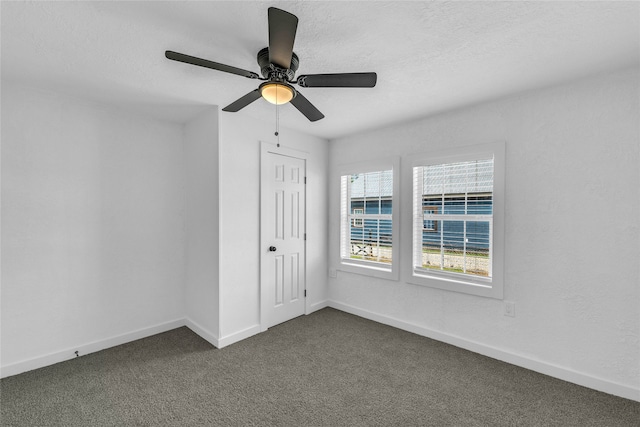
[275, 190, 284, 239]
[261, 150, 306, 329]
[290, 253, 300, 301]
[274, 254, 284, 306]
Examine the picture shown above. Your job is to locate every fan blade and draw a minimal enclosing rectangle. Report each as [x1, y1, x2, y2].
[268, 7, 298, 69]
[290, 91, 324, 122]
[165, 51, 260, 79]
[297, 72, 377, 88]
[222, 89, 262, 112]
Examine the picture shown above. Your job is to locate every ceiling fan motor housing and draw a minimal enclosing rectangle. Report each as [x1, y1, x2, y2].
[257, 47, 299, 81]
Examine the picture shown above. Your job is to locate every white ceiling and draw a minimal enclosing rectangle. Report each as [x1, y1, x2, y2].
[2, 1, 638, 140]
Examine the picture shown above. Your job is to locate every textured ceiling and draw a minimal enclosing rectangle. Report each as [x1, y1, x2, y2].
[2, 1, 639, 140]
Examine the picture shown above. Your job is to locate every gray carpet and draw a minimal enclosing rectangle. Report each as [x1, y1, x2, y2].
[1, 308, 638, 426]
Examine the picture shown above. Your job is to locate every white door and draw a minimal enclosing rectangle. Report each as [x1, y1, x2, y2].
[260, 146, 306, 329]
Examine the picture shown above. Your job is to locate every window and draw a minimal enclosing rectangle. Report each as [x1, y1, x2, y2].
[338, 158, 399, 279]
[342, 171, 392, 264]
[422, 207, 438, 231]
[352, 208, 364, 227]
[408, 142, 504, 299]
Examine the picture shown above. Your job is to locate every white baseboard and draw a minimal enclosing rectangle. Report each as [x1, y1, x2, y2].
[185, 318, 219, 348]
[328, 300, 640, 402]
[0, 318, 185, 379]
[308, 299, 329, 314]
[217, 324, 261, 349]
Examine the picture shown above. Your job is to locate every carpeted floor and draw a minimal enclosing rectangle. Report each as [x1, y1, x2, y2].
[1, 308, 638, 426]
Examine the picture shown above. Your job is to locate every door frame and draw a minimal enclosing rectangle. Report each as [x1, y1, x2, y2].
[260, 141, 309, 332]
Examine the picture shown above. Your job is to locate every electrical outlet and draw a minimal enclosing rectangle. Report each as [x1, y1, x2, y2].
[328, 268, 337, 278]
[504, 301, 515, 317]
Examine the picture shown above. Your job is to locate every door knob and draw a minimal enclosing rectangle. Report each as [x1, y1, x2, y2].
[269, 246, 277, 252]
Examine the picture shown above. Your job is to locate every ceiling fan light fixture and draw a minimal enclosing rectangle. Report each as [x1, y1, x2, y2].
[260, 82, 295, 105]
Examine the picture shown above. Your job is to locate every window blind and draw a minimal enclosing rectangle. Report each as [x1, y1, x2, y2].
[341, 170, 393, 265]
[413, 158, 494, 279]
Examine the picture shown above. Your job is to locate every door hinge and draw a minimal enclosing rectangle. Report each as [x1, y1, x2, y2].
[304, 177, 307, 184]
[304, 290, 307, 298]
[304, 233, 307, 240]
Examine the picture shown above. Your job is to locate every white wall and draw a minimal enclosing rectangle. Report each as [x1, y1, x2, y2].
[184, 107, 220, 343]
[328, 68, 640, 400]
[1, 83, 186, 375]
[218, 113, 329, 345]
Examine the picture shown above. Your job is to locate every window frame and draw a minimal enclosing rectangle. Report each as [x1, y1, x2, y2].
[337, 157, 400, 280]
[404, 142, 505, 299]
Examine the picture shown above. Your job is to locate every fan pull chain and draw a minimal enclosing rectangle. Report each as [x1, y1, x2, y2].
[275, 87, 280, 147]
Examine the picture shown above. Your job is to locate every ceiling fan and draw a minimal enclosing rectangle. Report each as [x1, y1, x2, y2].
[165, 7, 377, 122]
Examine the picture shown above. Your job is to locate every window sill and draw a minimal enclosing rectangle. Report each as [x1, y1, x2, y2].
[408, 269, 502, 299]
[338, 259, 398, 280]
